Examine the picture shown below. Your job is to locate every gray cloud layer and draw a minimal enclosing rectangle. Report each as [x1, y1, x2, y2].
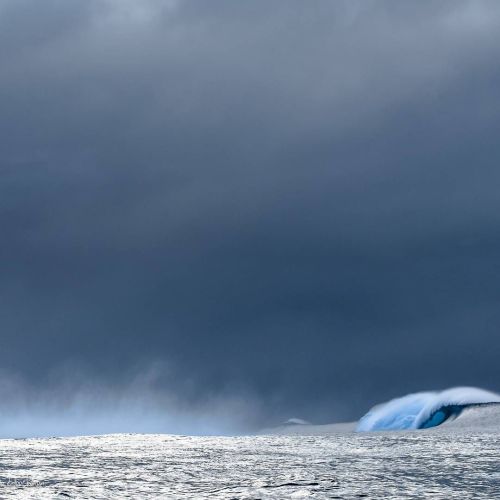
[1, 0, 500, 428]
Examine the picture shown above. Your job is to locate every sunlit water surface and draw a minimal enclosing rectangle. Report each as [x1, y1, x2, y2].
[0, 431, 499, 499]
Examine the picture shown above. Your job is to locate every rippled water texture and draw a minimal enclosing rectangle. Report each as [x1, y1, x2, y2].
[0, 429, 499, 499]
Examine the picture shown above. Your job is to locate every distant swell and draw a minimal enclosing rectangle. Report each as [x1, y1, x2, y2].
[356, 387, 500, 431]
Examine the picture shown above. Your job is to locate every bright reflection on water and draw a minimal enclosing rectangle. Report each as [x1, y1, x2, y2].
[0, 431, 498, 498]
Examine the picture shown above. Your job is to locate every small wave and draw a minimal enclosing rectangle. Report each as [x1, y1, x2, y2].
[356, 387, 500, 431]
[283, 418, 311, 425]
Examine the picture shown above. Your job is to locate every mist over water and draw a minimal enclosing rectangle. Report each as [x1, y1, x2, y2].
[0, 367, 262, 438]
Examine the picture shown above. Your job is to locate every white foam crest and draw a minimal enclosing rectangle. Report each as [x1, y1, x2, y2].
[413, 387, 500, 429]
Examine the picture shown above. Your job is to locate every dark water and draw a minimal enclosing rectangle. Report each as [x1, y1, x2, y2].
[0, 430, 499, 499]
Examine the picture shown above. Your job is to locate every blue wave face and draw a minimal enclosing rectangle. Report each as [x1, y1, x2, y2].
[419, 405, 464, 429]
[356, 387, 500, 432]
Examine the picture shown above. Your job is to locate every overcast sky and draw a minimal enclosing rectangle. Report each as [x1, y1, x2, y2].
[1, 0, 500, 428]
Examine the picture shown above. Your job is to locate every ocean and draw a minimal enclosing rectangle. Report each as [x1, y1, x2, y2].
[0, 423, 499, 499]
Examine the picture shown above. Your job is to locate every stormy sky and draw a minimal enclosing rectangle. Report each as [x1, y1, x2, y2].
[1, 0, 500, 430]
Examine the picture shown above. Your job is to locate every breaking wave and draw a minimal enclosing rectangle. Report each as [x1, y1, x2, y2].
[356, 387, 500, 431]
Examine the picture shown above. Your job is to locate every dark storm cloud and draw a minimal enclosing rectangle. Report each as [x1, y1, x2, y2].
[1, 0, 500, 428]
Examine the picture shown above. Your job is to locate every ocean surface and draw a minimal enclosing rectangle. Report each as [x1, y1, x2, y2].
[0, 423, 499, 499]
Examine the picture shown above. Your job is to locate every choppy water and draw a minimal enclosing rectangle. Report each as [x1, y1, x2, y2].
[0, 430, 499, 499]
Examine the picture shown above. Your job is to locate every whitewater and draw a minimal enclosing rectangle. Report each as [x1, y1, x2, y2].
[0, 386, 499, 499]
[356, 386, 500, 431]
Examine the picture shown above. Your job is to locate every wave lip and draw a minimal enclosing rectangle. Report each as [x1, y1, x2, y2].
[356, 387, 500, 432]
